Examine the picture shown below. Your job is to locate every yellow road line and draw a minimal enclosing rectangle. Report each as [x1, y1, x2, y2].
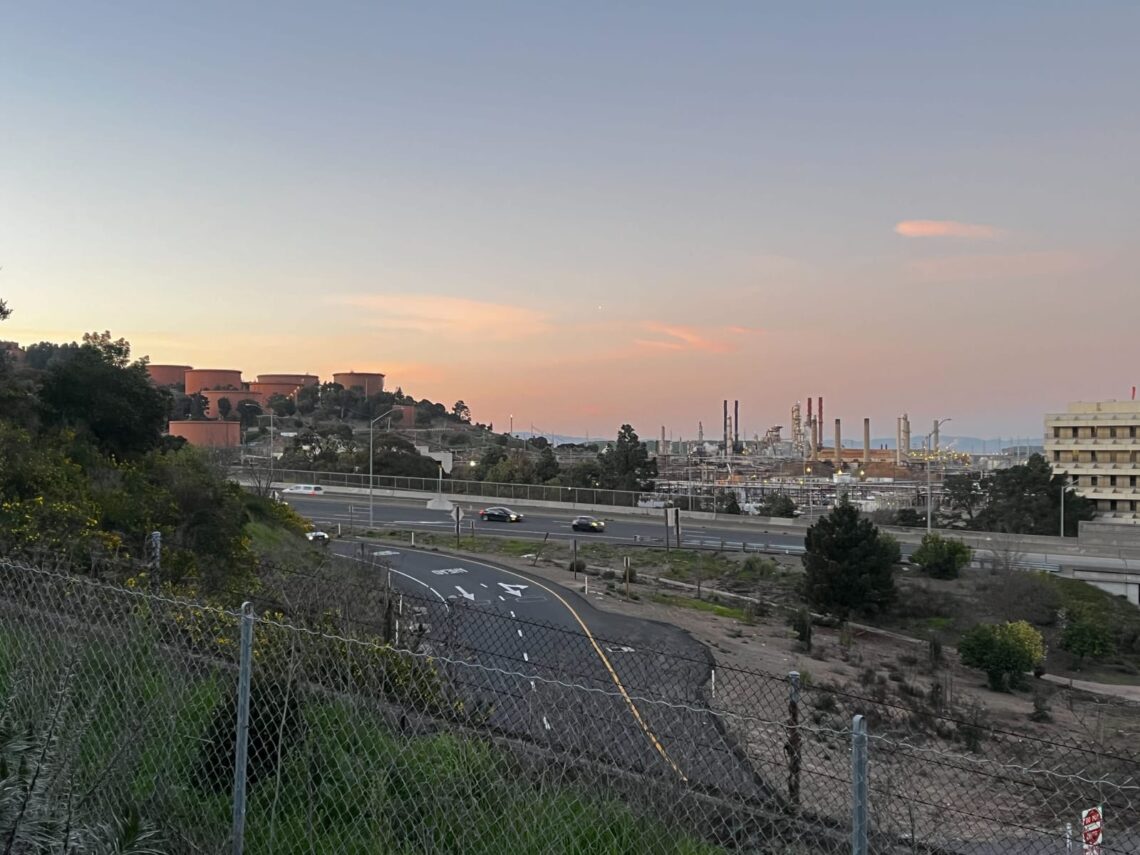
[468, 558, 687, 781]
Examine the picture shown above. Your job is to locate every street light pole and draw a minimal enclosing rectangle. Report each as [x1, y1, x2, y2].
[369, 409, 397, 529]
[925, 418, 952, 534]
[1060, 477, 1077, 537]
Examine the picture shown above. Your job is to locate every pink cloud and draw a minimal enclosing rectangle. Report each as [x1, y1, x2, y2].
[894, 220, 1003, 239]
[330, 293, 551, 340]
[634, 322, 761, 354]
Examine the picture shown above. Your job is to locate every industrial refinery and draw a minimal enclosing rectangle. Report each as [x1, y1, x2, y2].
[647, 396, 977, 516]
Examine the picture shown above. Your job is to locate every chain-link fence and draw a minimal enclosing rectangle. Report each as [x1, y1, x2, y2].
[2, 557, 1137, 853]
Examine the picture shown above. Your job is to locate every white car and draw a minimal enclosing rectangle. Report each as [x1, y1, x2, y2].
[283, 484, 325, 496]
[305, 531, 330, 545]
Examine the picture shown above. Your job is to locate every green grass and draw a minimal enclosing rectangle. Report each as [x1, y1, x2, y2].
[1, 615, 726, 854]
[650, 592, 748, 621]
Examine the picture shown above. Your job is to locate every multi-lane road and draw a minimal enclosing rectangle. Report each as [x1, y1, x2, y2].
[286, 492, 1136, 576]
[322, 515, 764, 798]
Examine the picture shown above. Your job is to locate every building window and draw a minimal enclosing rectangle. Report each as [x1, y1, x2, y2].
[1091, 451, 1098, 462]
[1073, 427, 1079, 438]
[1091, 476, 1099, 486]
[1110, 476, 1117, 487]
[1132, 426, 1137, 438]
[1053, 427, 1060, 438]
[1110, 427, 1118, 438]
[1053, 451, 1060, 462]
[1110, 500, 1118, 511]
[1131, 476, 1137, 488]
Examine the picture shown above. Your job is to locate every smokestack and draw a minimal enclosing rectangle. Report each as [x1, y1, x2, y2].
[723, 400, 728, 454]
[1133, 386, 1136, 401]
[932, 418, 940, 454]
[811, 419, 819, 461]
[864, 418, 871, 465]
[902, 413, 911, 462]
[818, 397, 823, 449]
[834, 418, 842, 469]
[807, 397, 813, 429]
[734, 400, 740, 447]
[896, 416, 902, 466]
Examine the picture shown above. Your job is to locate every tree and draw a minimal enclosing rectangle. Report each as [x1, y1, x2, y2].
[911, 533, 972, 579]
[37, 337, 166, 460]
[452, 400, 471, 423]
[973, 454, 1095, 536]
[802, 499, 899, 619]
[958, 620, 1045, 691]
[216, 396, 233, 420]
[535, 446, 560, 482]
[0, 297, 9, 321]
[942, 473, 984, 526]
[719, 491, 742, 515]
[894, 508, 925, 527]
[756, 493, 797, 518]
[599, 424, 657, 492]
[1060, 609, 1114, 669]
[235, 399, 263, 429]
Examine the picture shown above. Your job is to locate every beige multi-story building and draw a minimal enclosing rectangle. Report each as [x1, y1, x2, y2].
[1045, 400, 1140, 522]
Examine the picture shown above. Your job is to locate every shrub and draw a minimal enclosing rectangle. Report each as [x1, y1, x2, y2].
[1060, 608, 1114, 668]
[911, 533, 971, 579]
[958, 621, 1045, 691]
[567, 558, 586, 574]
[789, 608, 813, 651]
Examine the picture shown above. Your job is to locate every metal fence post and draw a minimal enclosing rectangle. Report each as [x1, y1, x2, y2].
[231, 602, 255, 855]
[852, 714, 868, 855]
[786, 671, 801, 809]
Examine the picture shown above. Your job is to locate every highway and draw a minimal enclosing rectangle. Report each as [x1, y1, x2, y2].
[326, 533, 765, 799]
[286, 493, 1138, 576]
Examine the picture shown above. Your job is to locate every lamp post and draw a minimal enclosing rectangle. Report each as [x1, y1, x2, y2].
[369, 409, 397, 529]
[1060, 477, 1078, 538]
[925, 418, 952, 534]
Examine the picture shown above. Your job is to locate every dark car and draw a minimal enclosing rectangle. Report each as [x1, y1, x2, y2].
[479, 506, 524, 522]
[571, 515, 605, 532]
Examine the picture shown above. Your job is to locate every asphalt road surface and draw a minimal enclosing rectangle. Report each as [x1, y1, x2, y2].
[288, 493, 1135, 574]
[327, 537, 764, 799]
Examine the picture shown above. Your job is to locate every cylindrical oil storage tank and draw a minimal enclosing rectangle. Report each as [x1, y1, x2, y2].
[148, 364, 192, 387]
[257, 373, 318, 387]
[333, 371, 385, 396]
[200, 389, 263, 418]
[184, 369, 244, 394]
[167, 421, 241, 447]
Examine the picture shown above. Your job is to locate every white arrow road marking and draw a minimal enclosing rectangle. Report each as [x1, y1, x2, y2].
[431, 567, 467, 576]
[454, 586, 475, 601]
[605, 645, 636, 654]
[497, 583, 529, 598]
[372, 550, 401, 557]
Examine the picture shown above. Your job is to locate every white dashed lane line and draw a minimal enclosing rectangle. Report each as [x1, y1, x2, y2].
[542, 716, 552, 731]
[523, 652, 529, 662]
[517, 629, 523, 638]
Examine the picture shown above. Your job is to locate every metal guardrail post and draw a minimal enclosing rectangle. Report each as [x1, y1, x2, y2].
[231, 602, 255, 855]
[851, 714, 868, 855]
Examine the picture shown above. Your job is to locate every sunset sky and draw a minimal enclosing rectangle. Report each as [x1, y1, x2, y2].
[2, 3, 1137, 442]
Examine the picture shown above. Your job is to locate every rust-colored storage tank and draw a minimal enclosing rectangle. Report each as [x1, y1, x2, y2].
[333, 371, 385, 396]
[257, 373, 318, 387]
[250, 382, 304, 400]
[184, 369, 244, 394]
[200, 389, 263, 418]
[148, 364, 192, 387]
[167, 421, 241, 447]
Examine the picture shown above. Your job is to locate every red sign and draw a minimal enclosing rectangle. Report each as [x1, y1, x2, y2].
[1082, 806, 1103, 853]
